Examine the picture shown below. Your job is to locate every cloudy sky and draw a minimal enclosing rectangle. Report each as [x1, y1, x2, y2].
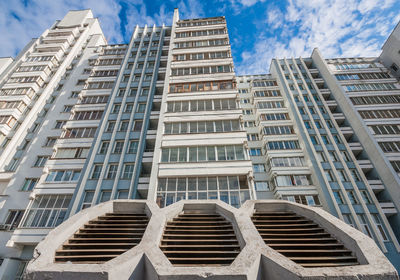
[1, 0, 399, 74]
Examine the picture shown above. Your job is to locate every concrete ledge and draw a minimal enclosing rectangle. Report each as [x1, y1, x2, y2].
[25, 199, 398, 280]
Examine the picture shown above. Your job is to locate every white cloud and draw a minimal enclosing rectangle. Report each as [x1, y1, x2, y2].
[235, 0, 399, 74]
[0, 0, 126, 57]
[0, 0, 189, 57]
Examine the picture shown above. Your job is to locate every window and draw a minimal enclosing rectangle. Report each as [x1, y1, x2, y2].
[256, 101, 284, 109]
[45, 137, 57, 147]
[63, 105, 72, 113]
[253, 90, 280, 97]
[267, 140, 300, 150]
[45, 170, 81, 182]
[91, 165, 102, 179]
[254, 181, 269, 191]
[82, 191, 94, 209]
[164, 120, 241, 134]
[122, 164, 135, 179]
[137, 103, 146, 113]
[338, 170, 349, 182]
[124, 103, 133, 113]
[357, 214, 372, 238]
[70, 91, 79, 98]
[351, 95, 400, 105]
[54, 121, 66, 129]
[275, 175, 311, 187]
[169, 80, 235, 93]
[328, 151, 339, 162]
[33, 156, 48, 167]
[100, 191, 112, 202]
[341, 151, 351, 161]
[106, 121, 115, 132]
[15, 261, 28, 280]
[270, 157, 305, 167]
[259, 113, 289, 121]
[310, 135, 319, 145]
[369, 124, 400, 135]
[113, 141, 124, 153]
[53, 148, 89, 159]
[141, 88, 149, 96]
[4, 210, 24, 230]
[119, 121, 129, 131]
[333, 191, 344, 204]
[112, 104, 121, 114]
[372, 214, 388, 241]
[316, 152, 327, 162]
[118, 190, 129, 199]
[360, 190, 372, 204]
[73, 110, 103, 120]
[22, 195, 71, 228]
[321, 135, 330, 144]
[347, 190, 358, 204]
[343, 214, 355, 227]
[128, 141, 139, 153]
[253, 164, 265, 173]
[62, 127, 97, 138]
[129, 88, 137, 96]
[344, 83, 396, 92]
[263, 126, 294, 135]
[247, 134, 259, 141]
[133, 120, 143, 131]
[99, 141, 109, 154]
[325, 170, 335, 182]
[333, 135, 342, 144]
[167, 99, 236, 112]
[391, 161, 400, 172]
[350, 169, 361, 181]
[84, 81, 114, 90]
[118, 89, 126, 97]
[21, 178, 38, 191]
[105, 164, 118, 179]
[157, 175, 249, 208]
[161, 145, 245, 163]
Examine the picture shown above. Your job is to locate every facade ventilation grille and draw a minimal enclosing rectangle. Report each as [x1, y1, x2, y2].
[160, 211, 240, 266]
[55, 212, 148, 263]
[251, 211, 359, 267]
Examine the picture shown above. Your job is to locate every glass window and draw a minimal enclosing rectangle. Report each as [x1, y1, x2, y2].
[21, 178, 38, 191]
[91, 165, 102, 179]
[22, 195, 71, 228]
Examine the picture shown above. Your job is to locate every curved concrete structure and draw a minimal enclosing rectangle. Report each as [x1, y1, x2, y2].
[25, 200, 398, 280]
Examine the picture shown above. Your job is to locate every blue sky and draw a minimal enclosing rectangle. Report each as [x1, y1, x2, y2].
[1, 0, 399, 74]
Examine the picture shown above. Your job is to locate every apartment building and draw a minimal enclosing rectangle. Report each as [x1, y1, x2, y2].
[0, 7, 399, 280]
[305, 49, 400, 268]
[67, 25, 169, 215]
[0, 10, 111, 279]
[147, 10, 254, 208]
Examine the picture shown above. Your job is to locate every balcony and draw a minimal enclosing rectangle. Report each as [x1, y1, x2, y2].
[348, 142, 363, 155]
[368, 180, 385, 193]
[339, 126, 354, 140]
[357, 159, 373, 172]
[325, 100, 337, 110]
[332, 112, 345, 125]
[319, 88, 331, 98]
[313, 78, 324, 84]
[308, 68, 319, 75]
[379, 201, 398, 216]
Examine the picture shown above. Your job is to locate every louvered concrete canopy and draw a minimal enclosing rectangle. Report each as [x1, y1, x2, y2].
[25, 200, 398, 280]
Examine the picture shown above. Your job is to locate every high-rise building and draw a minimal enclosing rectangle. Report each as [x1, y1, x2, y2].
[0, 8, 399, 280]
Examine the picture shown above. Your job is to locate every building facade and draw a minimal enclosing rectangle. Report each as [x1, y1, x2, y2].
[0, 8, 399, 279]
